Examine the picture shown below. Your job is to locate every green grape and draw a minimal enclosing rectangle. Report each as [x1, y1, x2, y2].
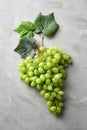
[44, 65, 48, 70]
[34, 69, 39, 75]
[56, 95, 62, 101]
[45, 73, 51, 79]
[26, 63, 32, 69]
[22, 74, 27, 80]
[57, 79, 62, 86]
[49, 95, 54, 101]
[67, 59, 72, 64]
[40, 74, 46, 81]
[46, 62, 52, 68]
[32, 76, 37, 82]
[52, 67, 58, 73]
[21, 67, 27, 73]
[57, 107, 61, 113]
[46, 101, 52, 107]
[64, 63, 68, 68]
[37, 85, 42, 90]
[43, 52, 48, 58]
[39, 62, 45, 68]
[46, 79, 51, 85]
[38, 67, 44, 73]
[29, 66, 34, 71]
[59, 102, 64, 107]
[44, 92, 50, 99]
[54, 53, 61, 60]
[63, 54, 70, 60]
[19, 74, 24, 80]
[54, 88, 60, 93]
[51, 92, 56, 98]
[36, 78, 42, 84]
[52, 50, 57, 55]
[25, 77, 30, 84]
[52, 77, 57, 84]
[18, 61, 25, 68]
[28, 71, 33, 77]
[54, 74, 61, 80]
[58, 91, 64, 96]
[52, 59, 58, 64]
[39, 47, 46, 51]
[48, 85, 52, 91]
[47, 49, 52, 55]
[43, 84, 48, 90]
[26, 56, 32, 62]
[31, 81, 36, 87]
[47, 69, 52, 74]
[47, 56, 52, 62]
[50, 106, 56, 112]
[40, 90, 46, 96]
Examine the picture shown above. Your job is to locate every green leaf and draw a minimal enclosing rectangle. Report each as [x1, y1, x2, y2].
[34, 13, 45, 33]
[14, 37, 37, 59]
[34, 13, 59, 37]
[14, 21, 36, 38]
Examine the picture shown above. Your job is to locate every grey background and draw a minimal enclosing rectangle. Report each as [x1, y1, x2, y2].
[0, 0, 87, 130]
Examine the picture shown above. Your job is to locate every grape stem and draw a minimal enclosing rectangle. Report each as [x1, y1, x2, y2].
[40, 33, 44, 47]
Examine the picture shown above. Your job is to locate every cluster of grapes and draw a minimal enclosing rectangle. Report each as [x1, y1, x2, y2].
[19, 47, 72, 115]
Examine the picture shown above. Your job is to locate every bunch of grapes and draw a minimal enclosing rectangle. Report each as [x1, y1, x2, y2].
[19, 46, 72, 115]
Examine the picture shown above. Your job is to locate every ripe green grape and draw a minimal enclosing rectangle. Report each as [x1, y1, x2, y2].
[50, 106, 56, 112]
[18, 46, 72, 115]
[25, 77, 30, 84]
[44, 92, 50, 99]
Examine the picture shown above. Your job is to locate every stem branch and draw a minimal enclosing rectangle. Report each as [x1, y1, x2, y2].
[40, 33, 44, 47]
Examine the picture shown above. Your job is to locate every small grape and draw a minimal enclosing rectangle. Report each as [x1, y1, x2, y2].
[26, 56, 32, 62]
[39, 62, 45, 68]
[46, 62, 52, 68]
[46, 79, 51, 85]
[58, 91, 64, 96]
[54, 88, 60, 93]
[37, 85, 41, 90]
[28, 71, 33, 77]
[57, 107, 61, 113]
[51, 92, 56, 98]
[46, 101, 52, 107]
[52, 67, 58, 73]
[43, 84, 48, 90]
[26, 63, 32, 69]
[48, 85, 52, 91]
[25, 77, 30, 84]
[21, 67, 27, 73]
[40, 90, 46, 96]
[50, 106, 56, 112]
[59, 102, 64, 107]
[34, 69, 39, 75]
[31, 81, 36, 87]
[38, 67, 44, 74]
[44, 93, 50, 99]
[29, 66, 34, 71]
[40, 74, 46, 81]
[45, 73, 51, 79]
[36, 78, 42, 84]
[56, 95, 62, 101]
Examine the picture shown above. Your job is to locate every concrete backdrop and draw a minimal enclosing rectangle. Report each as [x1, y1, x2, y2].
[0, 0, 87, 130]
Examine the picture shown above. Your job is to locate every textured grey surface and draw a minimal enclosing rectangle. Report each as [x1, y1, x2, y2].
[0, 0, 87, 130]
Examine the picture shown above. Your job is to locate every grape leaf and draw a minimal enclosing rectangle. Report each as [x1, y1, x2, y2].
[14, 37, 37, 59]
[34, 13, 59, 37]
[14, 21, 35, 38]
